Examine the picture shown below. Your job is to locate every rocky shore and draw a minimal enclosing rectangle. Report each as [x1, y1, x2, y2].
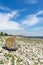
[0, 36, 43, 65]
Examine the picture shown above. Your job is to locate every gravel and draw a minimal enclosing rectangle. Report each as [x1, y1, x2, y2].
[0, 36, 43, 65]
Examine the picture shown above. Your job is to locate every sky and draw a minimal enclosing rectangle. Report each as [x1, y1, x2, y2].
[0, 0, 43, 36]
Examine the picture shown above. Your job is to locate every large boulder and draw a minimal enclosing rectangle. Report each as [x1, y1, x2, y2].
[5, 37, 18, 51]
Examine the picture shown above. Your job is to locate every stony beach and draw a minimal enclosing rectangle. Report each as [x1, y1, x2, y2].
[0, 36, 43, 65]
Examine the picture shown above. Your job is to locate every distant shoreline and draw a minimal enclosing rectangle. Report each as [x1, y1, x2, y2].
[0, 35, 43, 39]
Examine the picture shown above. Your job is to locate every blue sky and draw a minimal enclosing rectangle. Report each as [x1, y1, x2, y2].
[0, 0, 43, 36]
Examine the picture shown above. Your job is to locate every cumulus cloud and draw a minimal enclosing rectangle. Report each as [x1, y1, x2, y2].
[22, 11, 43, 26]
[0, 10, 21, 30]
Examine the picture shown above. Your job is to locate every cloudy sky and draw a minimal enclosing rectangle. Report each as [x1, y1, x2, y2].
[0, 0, 43, 36]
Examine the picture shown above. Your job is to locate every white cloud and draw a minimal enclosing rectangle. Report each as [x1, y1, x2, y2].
[24, 0, 37, 4]
[22, 15, 39, 26]
[7, 10, 19, 19]
[34, 27, 43, 30]
[0, 5, 10, 11]
[36, 11, 43, 15]
[0, 11, 21, 30]
[22, 11, 43, 26]
[0, 6, 43, 36]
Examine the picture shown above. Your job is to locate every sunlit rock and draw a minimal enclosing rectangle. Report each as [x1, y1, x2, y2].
[5, 37, 18, 51]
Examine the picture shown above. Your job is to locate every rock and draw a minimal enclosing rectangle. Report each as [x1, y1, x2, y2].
[5, 37, 18, 51]
[0, 47, 3, 53]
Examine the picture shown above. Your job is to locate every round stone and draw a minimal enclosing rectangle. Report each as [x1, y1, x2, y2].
[5, 37, 18, 51]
